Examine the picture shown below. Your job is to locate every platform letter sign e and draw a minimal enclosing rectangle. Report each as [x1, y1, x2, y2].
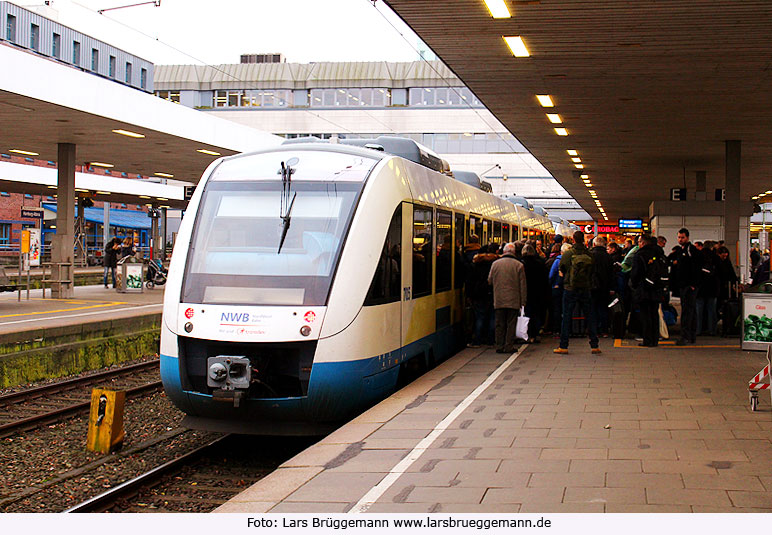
[670, 188, 687, 201]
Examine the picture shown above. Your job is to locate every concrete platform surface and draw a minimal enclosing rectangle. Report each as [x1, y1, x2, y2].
[216, 338, 772, 514]
[0, 284, 163, 335]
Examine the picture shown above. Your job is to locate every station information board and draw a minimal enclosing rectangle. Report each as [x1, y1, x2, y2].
[619, 219, 643, 229]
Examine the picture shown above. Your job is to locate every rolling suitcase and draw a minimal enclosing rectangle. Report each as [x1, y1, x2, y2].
[721, 283, 741, 337]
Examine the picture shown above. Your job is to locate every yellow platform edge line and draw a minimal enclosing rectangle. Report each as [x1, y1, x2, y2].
[0, 302, 130, 319]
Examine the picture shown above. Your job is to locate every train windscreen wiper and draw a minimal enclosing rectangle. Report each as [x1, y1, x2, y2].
[277, 160, 296, 254]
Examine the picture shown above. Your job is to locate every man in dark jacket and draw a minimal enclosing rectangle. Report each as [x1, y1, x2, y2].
[522, 243, 549, 342]
[555, 231, 600, 354]
[672, 227, 702, 345]
[590, 236, 615, 335]
[103, 237, 120, 288]
[630, 234, 665, 347]
[697, 241, 720, 336]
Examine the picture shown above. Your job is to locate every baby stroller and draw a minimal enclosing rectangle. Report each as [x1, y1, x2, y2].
[145, 259, 168, 289]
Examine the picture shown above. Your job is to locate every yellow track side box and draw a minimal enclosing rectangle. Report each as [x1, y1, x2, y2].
[86, 388, 126, 454]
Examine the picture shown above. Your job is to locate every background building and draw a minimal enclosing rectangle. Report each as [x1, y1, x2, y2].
[154, 57, 589, 221]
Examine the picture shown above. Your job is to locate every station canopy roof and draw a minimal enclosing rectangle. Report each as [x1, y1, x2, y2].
[383, 1, 772, 220]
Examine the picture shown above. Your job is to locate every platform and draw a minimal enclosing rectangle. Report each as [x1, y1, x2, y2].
[0, 283, 163, 335]
[216, 339, 772, 513]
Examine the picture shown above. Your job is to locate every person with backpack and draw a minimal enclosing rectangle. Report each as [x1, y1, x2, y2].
[554, 230, 600, 354]
[630, 234, 668, 347]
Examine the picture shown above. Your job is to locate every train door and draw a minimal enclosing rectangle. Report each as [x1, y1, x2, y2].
[403, 204, 434, 362]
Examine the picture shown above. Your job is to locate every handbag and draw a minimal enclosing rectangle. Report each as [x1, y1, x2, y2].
[658, 305, 669, 339]
[516, 306, 530, 341]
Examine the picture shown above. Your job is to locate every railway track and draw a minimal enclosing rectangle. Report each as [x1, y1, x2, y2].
[66, 434, 312, 513]
[0, 359, 162, 437]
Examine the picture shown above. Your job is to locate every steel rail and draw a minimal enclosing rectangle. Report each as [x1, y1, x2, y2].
[0, 359, 159, 405]
[64, 434, 231, 513]
[0, 380, 163, 437]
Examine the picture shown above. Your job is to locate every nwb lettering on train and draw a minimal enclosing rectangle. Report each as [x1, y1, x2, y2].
[221, 312, 250, 323]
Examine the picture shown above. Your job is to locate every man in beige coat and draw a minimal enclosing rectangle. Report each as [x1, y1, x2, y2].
[488, 242, 527, 353]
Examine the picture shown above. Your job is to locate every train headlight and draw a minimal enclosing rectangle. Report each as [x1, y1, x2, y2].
[300, 325, 311, 337]
[184, 322, 193, 333]
[208, 362, 227, 382]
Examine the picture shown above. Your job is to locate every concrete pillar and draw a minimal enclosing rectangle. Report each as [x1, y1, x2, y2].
[52, 143, 75, 298]
[725, 140, 742, 267]
[103, 201, 110, 249]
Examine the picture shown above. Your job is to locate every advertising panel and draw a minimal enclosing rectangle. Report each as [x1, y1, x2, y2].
[28, 228, 41, 267]
[742, 292, 772, 350]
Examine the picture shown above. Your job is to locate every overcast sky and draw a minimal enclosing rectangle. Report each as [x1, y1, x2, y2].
[19, 0, 421, 65]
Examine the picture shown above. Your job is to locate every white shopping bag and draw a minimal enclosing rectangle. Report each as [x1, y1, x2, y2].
[516, 306, 530, 341]
[658, 305, 669, 339]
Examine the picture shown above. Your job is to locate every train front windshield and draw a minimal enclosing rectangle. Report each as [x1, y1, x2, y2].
[182, 150, 378, 306]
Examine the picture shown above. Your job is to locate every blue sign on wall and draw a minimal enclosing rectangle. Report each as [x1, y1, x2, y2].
[619, 219, 643, 229]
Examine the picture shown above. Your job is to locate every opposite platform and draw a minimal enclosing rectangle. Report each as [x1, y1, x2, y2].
[216, 338, 772, 513]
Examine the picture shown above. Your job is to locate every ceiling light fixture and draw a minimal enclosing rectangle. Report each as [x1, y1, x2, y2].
[88, 162, 114, 168]
[554, 128, 568, 136]
[96, 191, 111, 195]
[571, 157, 582, 163]
[154, 172, 174, 178]
[9, 149, 39, 156]
[139, 195, 151, 199]
[567, 150, 578, 156]
[111, 129, 145, 139]
[574, 164, 584, 169]
[580, 174, 589, 179]
[197, 149, 221, 156]
[536, 95, 554, 107]
[484, 0, 511, 18]
[546, 113, 562, 124]
[503, 36, 530, 57]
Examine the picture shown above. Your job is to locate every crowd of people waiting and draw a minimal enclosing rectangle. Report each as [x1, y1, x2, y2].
[462, 227, 745, 354]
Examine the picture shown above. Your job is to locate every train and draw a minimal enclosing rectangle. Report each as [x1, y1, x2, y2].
[160, 136, 567, 434]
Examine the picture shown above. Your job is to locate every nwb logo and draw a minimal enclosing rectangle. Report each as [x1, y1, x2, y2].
[221, 312, 250, 322]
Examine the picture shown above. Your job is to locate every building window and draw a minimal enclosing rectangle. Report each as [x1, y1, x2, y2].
[408, 87, 481, 107]
[125, 62, 132, 83]
[156, 90, 180, 103]
[0, 224, 10, 246]
[30, 24, 39, 51]
[72, 41, 80, 65]
[6, 14, 16, 42]
[91, 48, 98, 71]
[140, 68, 147, 89]
[309, 88, 390, 108]
[24, 194, 33, 199]
[109, 55, 116, 78]
[412, 206, 433, 298]
[0, 192, 9, 197]
[52, 33, 60, 58]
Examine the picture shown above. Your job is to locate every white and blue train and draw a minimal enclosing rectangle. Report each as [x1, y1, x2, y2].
[160, 137, 563, 434]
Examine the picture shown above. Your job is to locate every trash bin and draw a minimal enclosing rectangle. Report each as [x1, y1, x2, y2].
[116, 256, 144, 293]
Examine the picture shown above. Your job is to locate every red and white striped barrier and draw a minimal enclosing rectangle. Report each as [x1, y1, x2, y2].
[749, 363, 770, 390]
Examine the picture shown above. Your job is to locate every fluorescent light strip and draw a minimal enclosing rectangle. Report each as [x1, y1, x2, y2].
[554, 128, 568, 136]
[484, 0, 511, 18]
[111, 129, 145, 139]
[155, 172, 174, 178]
[567, 150, 578, 156]
[571, 157, 582, 163]
[197, 149, 221, 156]
[503, 36, 530, 57]
[574, 164, 584, 169]
[9, 149, 38, 156]
[547, 113, 562, 124]
[536, 95, 554, 107]
[89, 162, 114, 168]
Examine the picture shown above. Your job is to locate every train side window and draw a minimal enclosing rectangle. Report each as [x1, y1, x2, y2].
[412, 206, 433, 298]
[469, 215, 482, 242]
[512, 225, 520, 241]
[483, 219, 490, 245]
[454, 212, 465, 289]
[436, 210, 452, 292]
[502, 222, 510, 243]
[364, 205, 402, 306]
[493, 221, 502, 245]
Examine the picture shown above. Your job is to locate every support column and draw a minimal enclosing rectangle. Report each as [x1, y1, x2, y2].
[725, 140, 741, 268]
[52, 143, 76, 298]
[150, 203, 159, 261]
[103, 201, 110, 249]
